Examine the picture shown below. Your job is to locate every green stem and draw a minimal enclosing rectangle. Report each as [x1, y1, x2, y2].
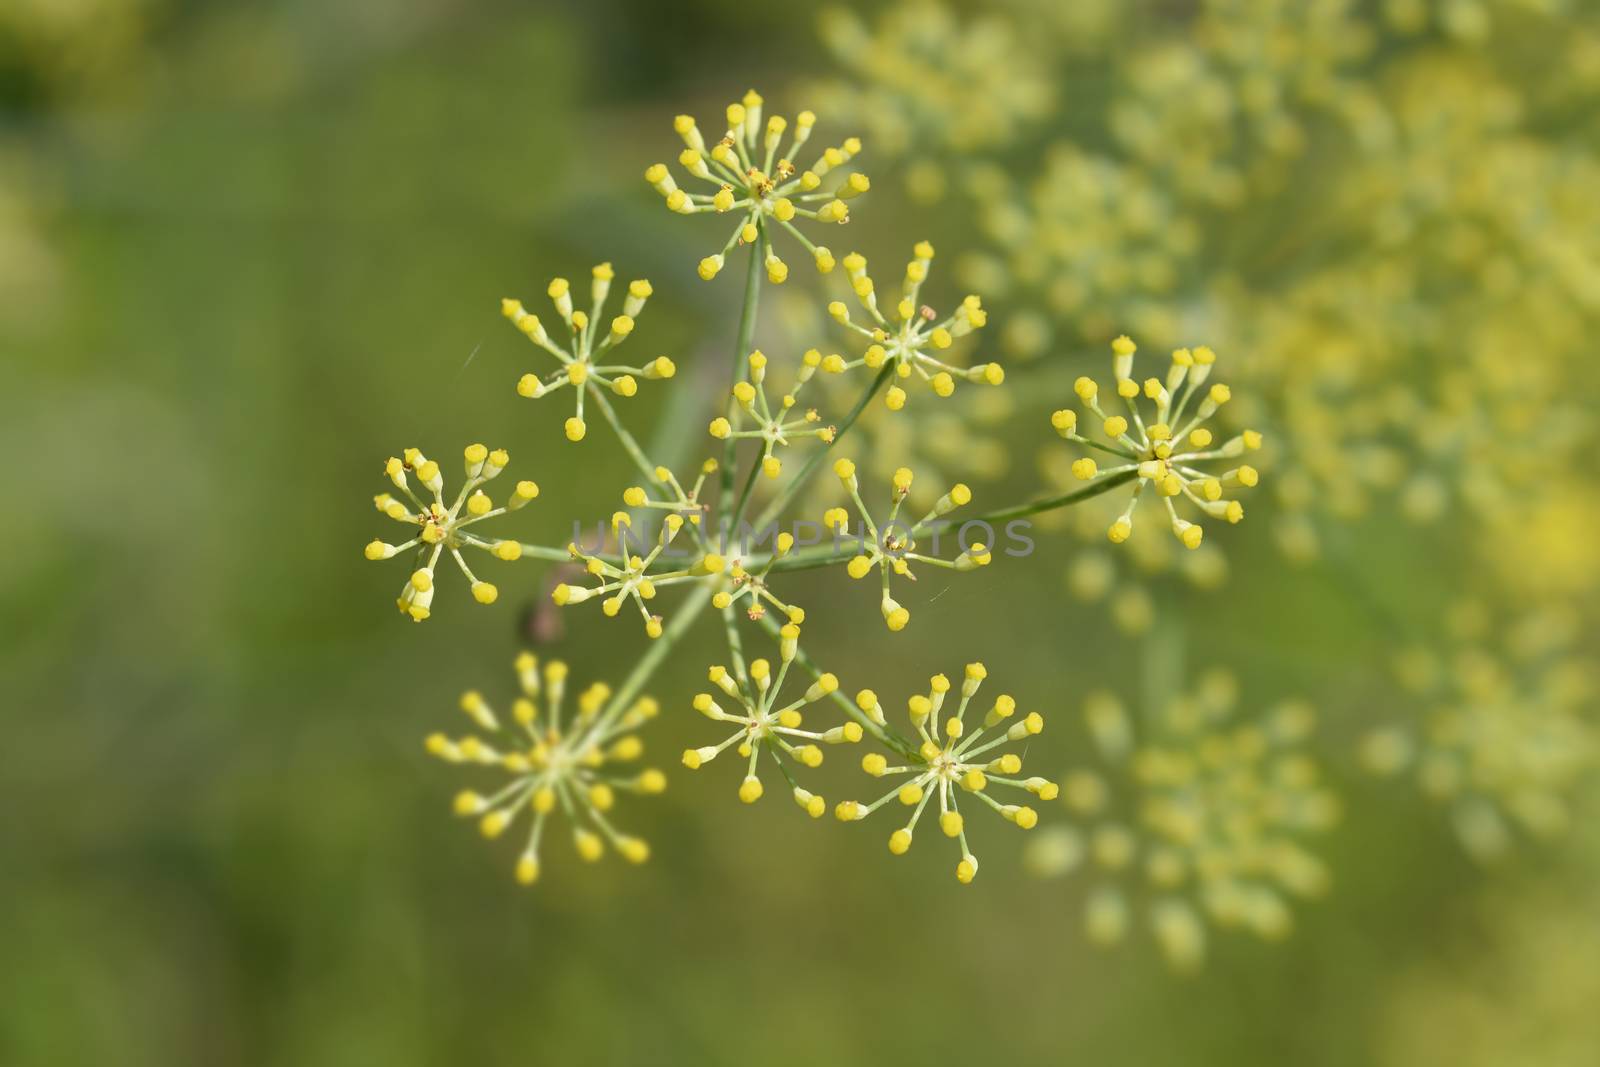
[738, 469, 1144, 574]
[764, 542, 854, 572]
[931, 469, 1139, 530]
[595, 580, 714, 734]
[719, 602, 751, 685]
[730, 450, 764, 529]
[753, 363, 895, 530]
[515, 543, 584, 563]
[718, 242, 764, 524]
[586, 382, 658, 484]
[713, 243, 763, 694]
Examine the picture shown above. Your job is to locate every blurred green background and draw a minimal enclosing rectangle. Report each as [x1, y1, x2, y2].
[4, 1, 1597, 1064]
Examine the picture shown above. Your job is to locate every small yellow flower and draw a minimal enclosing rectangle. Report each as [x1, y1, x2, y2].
[555, 496, 724, 640]
[367, 444, 536, 621]
[426, 653, 665, 885]
[647, 91, 866, 279]
[834, 663, 1044, 882]
[503, 266, 676, 444]
[707, 348, 838, 481]
[826, 459, 982, 631]
[824, 242, 1000, 410]
[1052, 337, 1260, 550]
[682, 624, 859, 813]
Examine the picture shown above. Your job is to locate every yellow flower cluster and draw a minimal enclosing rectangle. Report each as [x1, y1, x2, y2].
[713, 536, 807, 625]
[552, 505, 725, 640]
[810, 3, 1053, 201]
[961, 148, 1199, 355]
[835, 663, 1048, 883]
[1052, 337, 1261, 550]
[1106, 1, 1371, 206]
[825, 242, 1002, 411]
[426, 654, 666, 885]
[707, 348, 837, 480]
[358, 61, 1312, 907]
[771, 286, 1016, 516]
[823, 458, 985, 631]
[365, 443, 539, 620]
[646, 89, 866, 282]
[1206, 52, 1600, 560]
[681, 624, 860, 813]
[1362, 600, 1597, 863]
[1026, 674, 1338, 970]
[502, 262, 677, 443]
[622, 458, 720, 533]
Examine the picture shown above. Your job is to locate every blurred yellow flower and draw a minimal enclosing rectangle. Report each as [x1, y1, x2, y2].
[1026, 673, 1337, 971]
[1362, 600, 1597, 863]
[426, 654, 665, 884]
[810, 2, 1053, 201]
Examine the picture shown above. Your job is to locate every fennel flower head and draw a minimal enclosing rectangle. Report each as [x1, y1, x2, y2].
[823, 459, 987, 632]
[427, 654, 667, 885]
[837, 664, 1051, 884]
[365, 444, 539, 620]
[502, 262, 677, 443]
[681, 623, 861, 816]
[826, 241, 1003, 412]
[1027, 673, 1338, 971]
[646, 89, 868, 283]
[1052, 336, 1262, 551]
